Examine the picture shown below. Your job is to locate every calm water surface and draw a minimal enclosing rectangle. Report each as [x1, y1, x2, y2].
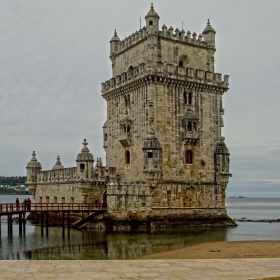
[1, 195, 280, 260]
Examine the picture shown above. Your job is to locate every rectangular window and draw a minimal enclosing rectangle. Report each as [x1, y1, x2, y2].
[71, 197, 74, 203]
[61, 197, 65, 203]
[54, 196, 57, 203]
[39, 196, 42, 203]
[148, 152, 153, 158]
[46, 196, 49, 203]
[149, 21, 153, 26]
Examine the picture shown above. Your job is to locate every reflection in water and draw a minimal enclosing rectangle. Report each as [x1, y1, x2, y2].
[0, 225, 230, 260]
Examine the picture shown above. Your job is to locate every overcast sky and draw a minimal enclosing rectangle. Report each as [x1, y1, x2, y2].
[0, 0, 279, 197]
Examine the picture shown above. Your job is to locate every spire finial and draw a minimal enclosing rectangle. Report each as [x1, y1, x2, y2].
[114, 29, 117, 36]
[57, 155, 60, 161]
[83, 139, 88, 146]
[150, 3, 154, 11]
[32, 151, 36, 157]
[207, 19, 211, 26]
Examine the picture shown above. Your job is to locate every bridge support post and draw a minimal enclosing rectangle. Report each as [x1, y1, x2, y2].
[62, 212, 65, 238]
[23, 212, 26, 236]
[41, 212, 44, 236]
[8, 214, 13, 237]
[67, 212, 70, 238]
[19, 213, 22, 236]
[0, 216, 1, 238]
[46, 213, 49, 237]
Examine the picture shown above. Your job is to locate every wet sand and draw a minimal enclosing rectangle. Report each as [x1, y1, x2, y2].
[138, 241, 280, 260]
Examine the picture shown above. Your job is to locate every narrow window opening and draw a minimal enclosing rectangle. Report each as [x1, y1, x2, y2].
[46, 196, 49, 203]
[179, 61, 183, 67]
[187, 122, 192, 131]
[185, 150, 193, 164]
[149, 21, 153, 26]
[80, 163, 85, 170]
[148, 152, 153, 158]
[127, 126, 130, 133]
[183, 92, 187, 104]
[61, 197, 65, 203]
[104, 133, 108, 141]
[187, 92, 192, 104]
[125, 150, 130, 164]
[54, 196, 57, 203]
[193, 122, 197, 131]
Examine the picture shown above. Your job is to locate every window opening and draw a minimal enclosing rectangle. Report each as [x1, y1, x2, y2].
[183, 92, 187, 104]
[187, 122, 192, 131]
[104, 133, 107, 141]
[179, 61, 183, 67]
[80, 163, 85, 170]
[185, 150, 193, 164]
[187, 92, 192, 104]
[149, 21, 153, 26]
[127, 126, 130, 133]
[148, 152, 153, 158]
[125, 150, 130, 164]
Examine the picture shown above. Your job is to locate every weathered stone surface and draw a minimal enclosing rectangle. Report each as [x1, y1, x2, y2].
[25, 4, 233, 230]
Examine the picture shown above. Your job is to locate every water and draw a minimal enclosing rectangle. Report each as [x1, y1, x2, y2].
[1, 195, 280, 260]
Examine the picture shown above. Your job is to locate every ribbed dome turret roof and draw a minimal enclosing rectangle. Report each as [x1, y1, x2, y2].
[110, 29, 120, 42]
[145, 3, 160, 19]
[203, 19, 216, 34]
[76, 139, 94, 162]
[143, 129, 161, 150]
[26, 151, 42, 168]
[216, 138, 229, 155]
[52, 155, 64, 170]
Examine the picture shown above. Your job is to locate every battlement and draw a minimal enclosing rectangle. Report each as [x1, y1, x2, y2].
[101, 62, 229, 96]
[111, 25, 210, 58]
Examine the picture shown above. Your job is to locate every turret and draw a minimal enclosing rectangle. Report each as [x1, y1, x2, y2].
[202, 19, 216, 71]
[145, 3, 159, 35]
[52, 155, 64, 170]
[76, 139, 94, 180]
[26, 151, 42, 196]
[110, 29, 120, 55]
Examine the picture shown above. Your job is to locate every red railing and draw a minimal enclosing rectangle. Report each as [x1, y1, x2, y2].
[0, 202, 107, 214]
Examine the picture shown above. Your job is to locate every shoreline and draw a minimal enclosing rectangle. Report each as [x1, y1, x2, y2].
[137, 240, 280, 259]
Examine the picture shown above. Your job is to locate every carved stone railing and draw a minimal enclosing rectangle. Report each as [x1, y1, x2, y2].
[183, 131, 199, 144]
[119, 132, 132, 147]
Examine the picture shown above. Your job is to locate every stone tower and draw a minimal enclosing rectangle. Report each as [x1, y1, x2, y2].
[101, 4, 234, 227]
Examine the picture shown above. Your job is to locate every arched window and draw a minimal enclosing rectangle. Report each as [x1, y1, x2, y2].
[125, 150, 130, 164]
[187, 122, 192, 131]
[179, 61, 183, 67]
[187, 92, 192, 105]
[183, 92, 187, 104]
[185, 150, 193, 164]
[80, 163, 85, 171]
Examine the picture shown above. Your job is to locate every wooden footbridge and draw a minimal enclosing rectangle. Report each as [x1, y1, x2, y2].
[0, 203, 107, 238]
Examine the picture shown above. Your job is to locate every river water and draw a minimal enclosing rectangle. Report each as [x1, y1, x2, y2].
[1, 195, 280, 260]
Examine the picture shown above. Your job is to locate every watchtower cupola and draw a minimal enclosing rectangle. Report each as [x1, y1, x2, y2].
[76, 139, 94, 179]
[145, 3, 159, 35]
[202, 19, 216, 49]
[110, 29, 120, 56]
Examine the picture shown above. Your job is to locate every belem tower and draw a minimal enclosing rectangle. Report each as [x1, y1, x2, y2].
[26, 4, 235, 230]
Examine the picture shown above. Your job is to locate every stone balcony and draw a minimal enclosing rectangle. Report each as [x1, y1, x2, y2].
[119, 132, 132, 147]
[182, 131, 199, 144]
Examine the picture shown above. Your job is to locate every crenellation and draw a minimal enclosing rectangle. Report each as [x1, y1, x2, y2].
[25, 4, 234, 230]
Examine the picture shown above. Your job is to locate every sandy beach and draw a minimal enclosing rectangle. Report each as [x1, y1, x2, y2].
[138, 241, 280, 260]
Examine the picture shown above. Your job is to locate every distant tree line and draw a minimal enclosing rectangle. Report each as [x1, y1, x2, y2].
[0, 176, 27, 186]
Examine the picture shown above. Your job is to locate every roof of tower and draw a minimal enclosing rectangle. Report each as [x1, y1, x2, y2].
[216, 138, 229, 155]
[145, 3, 160, 20]
[26, 151, 42, 168]
[52, 155, 64, 170]
[110, 29, 120, 42]
[203, 19, 216, 34]
[143, 129, 162, 150]
[76, 139, 94, 162]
